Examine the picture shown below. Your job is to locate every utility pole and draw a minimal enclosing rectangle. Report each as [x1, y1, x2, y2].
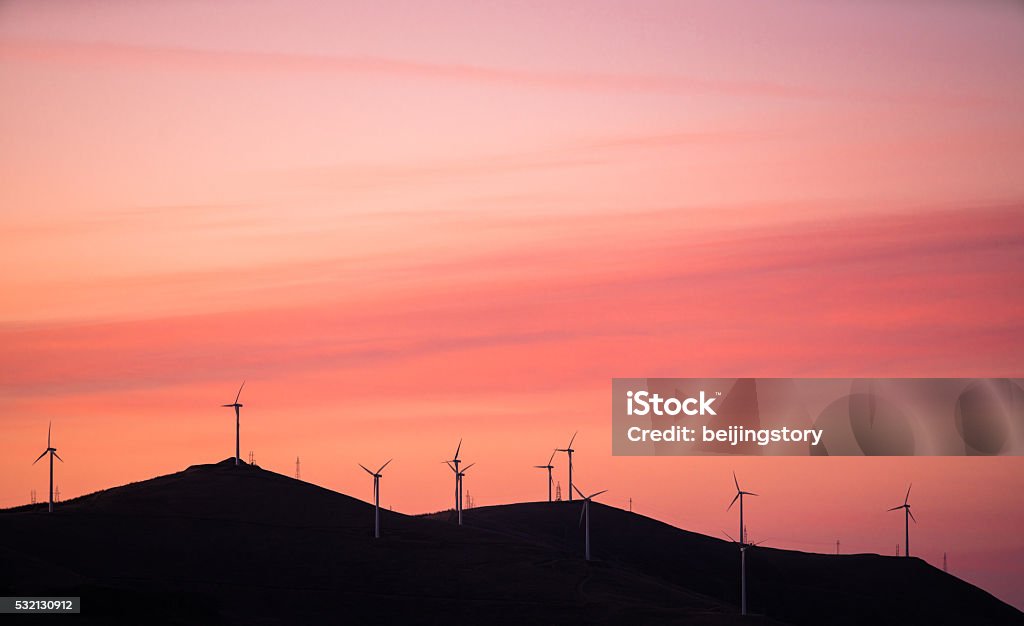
[944, 552, 948, 573]
[836, 540, 840, 555]
[295, 456, 301, 480]
[629, 497, 632, 513]
[30, 489, 36, 505]
[897, 544, 900, 557]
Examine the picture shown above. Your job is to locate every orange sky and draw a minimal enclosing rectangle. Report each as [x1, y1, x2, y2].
[1, 0, 1023, 609]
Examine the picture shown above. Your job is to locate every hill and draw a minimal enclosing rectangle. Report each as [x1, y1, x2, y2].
[430, 500, 1023, 625]
[0, 460, 761, 625]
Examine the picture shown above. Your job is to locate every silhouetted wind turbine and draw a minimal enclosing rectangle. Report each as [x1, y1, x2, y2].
[573, 484, 607, 561]
[32, 422, 63, 513]
[444, 439, 463, 515]
[888, 483, 916, 557]
[446, 461, 475, 526]
[727, 471, 758, 545]
[359, 459, 392, 539]
[221, 381, 245, 466]
[556, 431, 577, 501]
[724, 530, 765, 616]
[534, 450, 556, 502]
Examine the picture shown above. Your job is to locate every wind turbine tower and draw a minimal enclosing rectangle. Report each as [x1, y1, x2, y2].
[447, 461, 475, 525]
[556, 432, 577, 501]
[573, 485, 608, 561]
[534, 450, 556, 502]
[887, 484, 916, 557]
[221, 381, 246, 465]
[724, 531, 764, 616]
[32, 422, 63, 513]
[359, 459, 392, 538]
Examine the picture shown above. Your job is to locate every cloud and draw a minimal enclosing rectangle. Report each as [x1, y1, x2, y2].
[1, 203, 1020, 398]
[0, 38, 859, 101]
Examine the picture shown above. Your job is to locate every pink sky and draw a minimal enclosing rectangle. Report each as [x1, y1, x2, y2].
[1, 0, 1023, 609]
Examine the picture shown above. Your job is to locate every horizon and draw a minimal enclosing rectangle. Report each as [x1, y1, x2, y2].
[2, 0, 1023, 615]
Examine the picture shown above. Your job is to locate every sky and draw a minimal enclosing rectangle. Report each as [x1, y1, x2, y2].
[1, 0, 1023, 609]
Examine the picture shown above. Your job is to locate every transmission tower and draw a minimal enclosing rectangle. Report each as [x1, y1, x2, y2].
[30, 489, 36, 505]
[295, 456, 301, 480]
[555, 481, 562, 501]
[836, 540, 840, 555]
[943, 552, 948, 572]
[248, 450, 254, 465]
[54, 485, 61, 503]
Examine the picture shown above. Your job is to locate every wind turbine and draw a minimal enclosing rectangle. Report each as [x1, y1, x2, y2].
[32, 422, 63, 513]
[573, 484, 607, 561]
[888, 483, 916, 557]
[446, 460, 475, 525]
[534, 450, 556, 502]
[556, 431, 577, 501]
[221, 381, 245, 466]
[727, 471, 758, 546]
[359, 459, 392, 539]
[724, 530, 765, 616]
[444, 439, 463, 513]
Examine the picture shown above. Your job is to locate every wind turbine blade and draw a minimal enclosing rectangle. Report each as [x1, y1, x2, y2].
[887, 505, 903, 512]
[752, 539, 766, 546]
[534, 465, 547, 469]
[377, 459, 393, 474]
[48, 421, 51, 448]
[33, 450, 47, 465]
[548, 449, 556, 465]
[567, 431, 577, 448]
[462, 463, 475, 473]
[746, 492, 759, 497]
[727, 493, 740, 511]
[905, 483, 912, 505]
[572, 484, 586, 499]
[454, 438, 462, 461]
[234, 380, 246, 404]
[579, 501, 587, 526]
[359, 463, 374, 476]
[53, 452, 63, 463]
[723, 530, 737, 543]
[733, 470, 740, 491]
[908, 509, 917, 524]
[446, 461, 457, 473]
[589, 489, 608, 499]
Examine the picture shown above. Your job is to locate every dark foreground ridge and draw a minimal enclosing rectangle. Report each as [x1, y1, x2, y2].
[0, 460, 1018, 625]
[431, 501, 1024, 625]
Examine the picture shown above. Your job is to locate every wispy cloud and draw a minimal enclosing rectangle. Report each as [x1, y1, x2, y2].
[2, 203, 1020, 397]
[0, 38, 885, 102]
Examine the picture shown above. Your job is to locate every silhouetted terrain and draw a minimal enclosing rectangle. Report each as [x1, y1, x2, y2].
[0, 460, 761, 625]
[0, 461, 1018, 625]
[430, 501, 1023, 625]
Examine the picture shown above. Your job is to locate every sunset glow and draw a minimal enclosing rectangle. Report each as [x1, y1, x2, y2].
[1, 0, 1023, 609]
